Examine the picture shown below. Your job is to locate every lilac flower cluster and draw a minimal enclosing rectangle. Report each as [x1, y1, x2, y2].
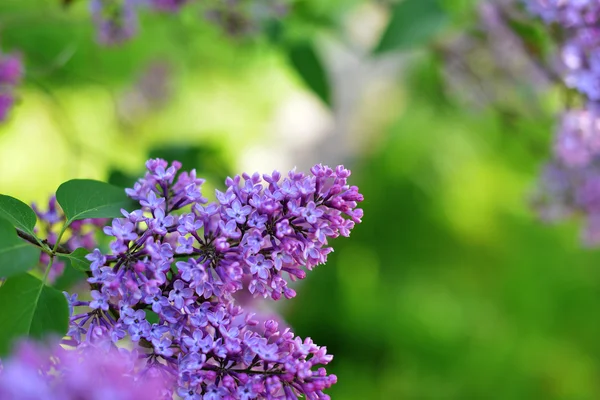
[553, 107, 600, 168]
[31, 196, 105, 284]
[533, 160, 600, 245]
[0, 341, 168, 400]
[526, 1, 600, 99]
[90, 0, 288, 45]
[525, 1, 600, 28]
[65, 158, 363, 398]
[524, 1, 600, 244]
[0, 52, 22, 122]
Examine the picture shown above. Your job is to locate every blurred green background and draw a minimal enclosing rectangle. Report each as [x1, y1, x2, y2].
[3, 0, 600, 398]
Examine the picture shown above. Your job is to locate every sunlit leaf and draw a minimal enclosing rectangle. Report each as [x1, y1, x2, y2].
[0, 194, 38, 238]
[56, 179, 136, 224]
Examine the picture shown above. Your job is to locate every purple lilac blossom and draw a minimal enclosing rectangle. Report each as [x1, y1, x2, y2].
[64, 158, 363, 398]
[553, 107, 600, 167]
[532, 160, 600, 246]
[524, 1, 600, 245]
[0, 54, 22, 87]
[0, 52, 23, 123]
[525, 1, 600, 27]
[90, 0, 139, 45]
[0, 341, 169, 400]
[525, 0, 600, 100]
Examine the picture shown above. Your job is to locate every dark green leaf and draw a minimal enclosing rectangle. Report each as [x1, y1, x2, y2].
[0, 218, 41, 278]
[145, 310, 160, 324]
[0, 194, 38, 238]
[374, 0, 447, 54]
[61, 248, 91, 272]
[288, 42, 331, 106]
[53, 258, 87, 291]
[54, 248, 90, 291]
[263, 19, 284, 44]
[56, 179, 137, 224]
[108, 169, 138, 189]
[0, 273, 69, 355]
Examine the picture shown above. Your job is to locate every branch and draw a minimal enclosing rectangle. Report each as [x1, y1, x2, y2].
[16, 228, 71, 255]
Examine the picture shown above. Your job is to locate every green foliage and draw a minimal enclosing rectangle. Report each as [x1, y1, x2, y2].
[56, 179, 137, 224]
[145, 310, 160, 324]
[507, 17, 555, 60]
[0, 273, 69, 356]
[0, 218, 40, 279]
[52, 259, 87, 292]
[61, 248, 91, 272]
[0, 195, 38, 239]
[287, 42, 331, 106]
[374, 0, 448, 54]
[288, 100, 600, 399]
[54, 249, 90, 291]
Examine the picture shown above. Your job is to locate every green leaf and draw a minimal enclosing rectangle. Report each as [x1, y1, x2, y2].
[374, 0, 447, 54]
[61, 248, 91, 272]
[54, 248, 90, 291]
[0, 194, 38, 238]
[145, 310, 160, 324]
[53, 258, 87, 291]
[0, 218, 41, 278]
[56, 179, 137, 224]
[0, 273, 69, 355]
[288, 42, 331, 106]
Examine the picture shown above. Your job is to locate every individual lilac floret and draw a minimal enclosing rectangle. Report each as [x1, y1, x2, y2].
[63, 158, 363, 399]
[90, 0, 138, 45]
[0, 341, 170, 400]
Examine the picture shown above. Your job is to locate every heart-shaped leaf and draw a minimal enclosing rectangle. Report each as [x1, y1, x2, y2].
[0, 218, 41, 279]
[0, 194, 38, 238]
[0, 273, 69, 355]
[56, 179, 137, 225]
